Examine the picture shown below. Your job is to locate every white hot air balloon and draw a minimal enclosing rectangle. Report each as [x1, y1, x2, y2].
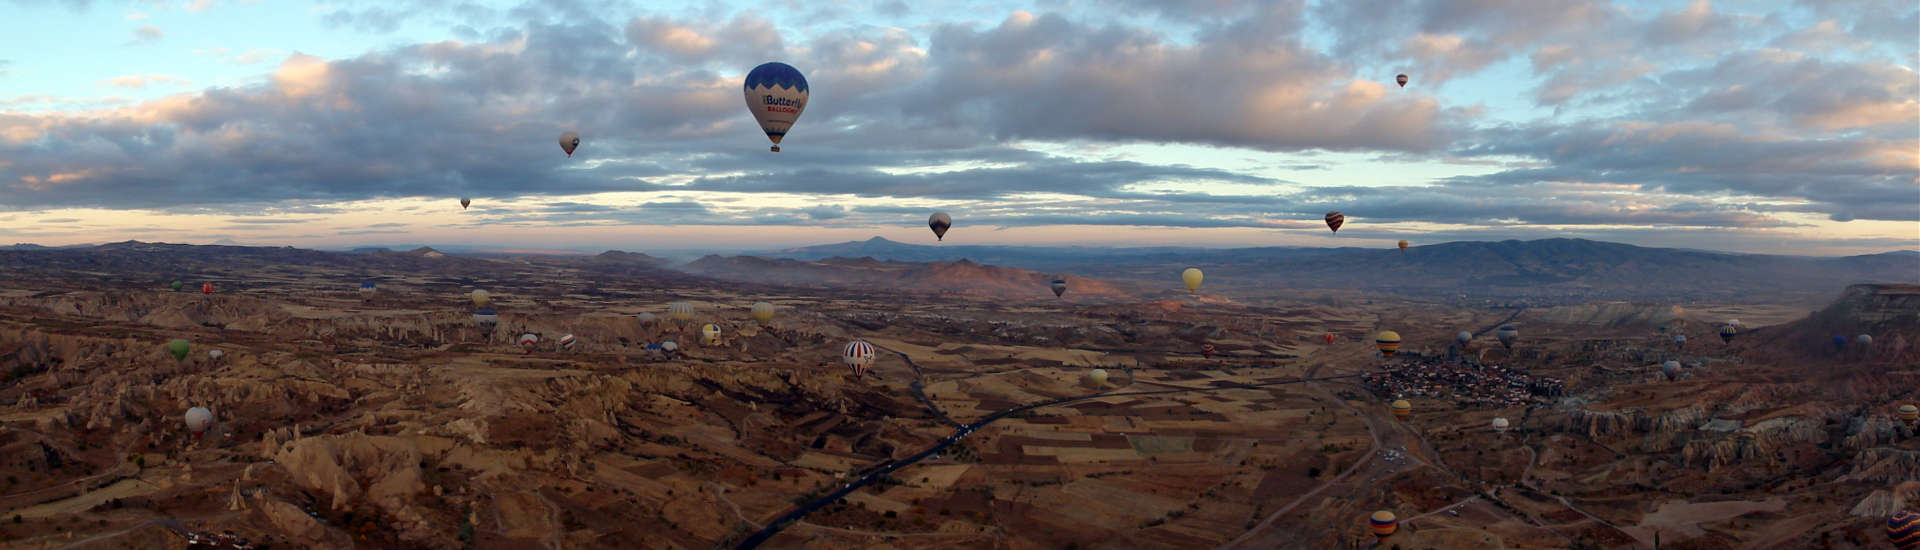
[558, 132, 581, 157]
[1088, 368, 1109, 386]
[207, 349, 224, 362]
[844, 340, 876, 377]
[668, 302, 695, 326]
[185, 407, 213, 438]
[743, 62, 808, 152]
[751, 302, 776, 326]
[518, 333, 539, 352]
[1491, 417, 1510, 433]
[637, 312, 658, 327]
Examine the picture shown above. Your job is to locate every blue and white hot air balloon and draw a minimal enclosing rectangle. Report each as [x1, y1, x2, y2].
[743, 62, 808, 152]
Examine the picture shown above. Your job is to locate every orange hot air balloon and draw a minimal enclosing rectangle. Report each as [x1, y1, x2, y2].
[1390, 400, 1411, 420]
[201, 282, 213, 294]
[1397, 240, 1408, 252]
[1375, 330, 1401, 357]
[1369, 510, 1398, 539]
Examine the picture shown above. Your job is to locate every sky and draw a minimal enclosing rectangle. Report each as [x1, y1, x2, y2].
[0, 0, 1915, 255]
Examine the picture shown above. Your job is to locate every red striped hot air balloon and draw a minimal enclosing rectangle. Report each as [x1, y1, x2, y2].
[1395, 74, 1408, 87]
[1890, 510, 1920, 550]
[1324, 211, 1345, 233]
[844, 340, 875, 377]
[1369, 510, 1398, 540]
[1201, 343, 1216, 358]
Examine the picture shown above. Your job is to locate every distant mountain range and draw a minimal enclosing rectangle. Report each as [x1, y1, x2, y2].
[1, 238, 1912, 305]
[755, 237, 1920, 304]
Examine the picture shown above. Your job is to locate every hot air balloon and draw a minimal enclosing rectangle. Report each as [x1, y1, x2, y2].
[1833, 335, 1848, 353]
[472, 309, 498, 329]
[929, 212, 952, 241]
[751, 302, 776, 326]
[637, 312, 658, 327]
[1491, 417, 1510, 433]
[1397, 240, 1408, 252]
[844, 340, 876, 377]
[743, 62, 808, 152]
[1201, 343, 1216, 358]
[1368, 510, 1398, 540]
[1455, 331, 1472, 347]
[558, 132, 580, 157]
[701, 323, 722, 346]
[1657, 325, 1669, 334]
[1050, 278, 1068, 298]
[201, 282, 214, 295]
[661, 340, 679, 352]
[1181, 268, 1204, 293]
[1324, 211, 1344, 233]
[1376, 331, 1402, 357]
[1496, 326, 1519, 350]
[1899, 405, 1918, 427]
[184, 407, 213, 438]
[1718, 324, 1737, 343]
[1662, 360, 1679, 381]
[460, 197, 472, 210]
[1088, 368, 1109, 386]
[669, 302, 695, 327]
[1673, 334, 1687, 349]
[1324, 332, 1337, 345]
[170, 280, 184, 292]
[168, 339, 191, 361]
[1859, 334, 1875, 346]
[471, 290, 491, 308]
[560, 334, 576, 350]
[1890, 510, 1920, 550]
[518, 333, 539, 353]
[208, 349, 224, 362]
[1391, 399, 1411, 420]
[1395, 74, 1408, 87]
[1727, 318, 1742, 328]
[359, 282, 376, 296]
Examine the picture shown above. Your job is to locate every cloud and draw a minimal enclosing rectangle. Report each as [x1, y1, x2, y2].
[97, 74, 191, 89]
[130, 24, 163, 44]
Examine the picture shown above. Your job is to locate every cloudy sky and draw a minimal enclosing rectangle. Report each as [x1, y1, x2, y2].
[1, 0, 1914, 254]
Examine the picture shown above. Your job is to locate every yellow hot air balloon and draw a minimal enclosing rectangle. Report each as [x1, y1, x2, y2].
[1088, 368, 1109, 386]
[1181, 268, 1203, 294]
[701, 323, 722, 346]
[1397, 240, 1408, 252]
[1900, 404, 1918, 426]
[1390, 399, 1411, 420]
[470, 290, 491, 308]
[750, 302, 776, 326]
[1376, 330, 1402, 357]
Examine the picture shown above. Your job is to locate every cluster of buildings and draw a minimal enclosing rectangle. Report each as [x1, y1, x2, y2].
[1362, 360, 1564, 407]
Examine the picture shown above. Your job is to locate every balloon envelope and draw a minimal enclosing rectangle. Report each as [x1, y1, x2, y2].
[751, 302, 776, 325]
[844, 340, 876, 376]
[1050, 278, 1067, 298]
[1390, 399, 1411, 419]
[558, 132, 580, 156]
[184, 407, 213, 435]
[1369, 510, 1398, 539]
[701, 324, 722, 345]
[1181, 268, 1203, 293]
[1088, 368, 1108, 385]
[518, 333, 539, 350]
[669, 302, 695, 323]
[1395, 74, 1408, 87]
[168, 339, 191, 361]
[459, 197, 471, 209]
[1496, 326, 1519, 349]
[170, 280, 184, 292]
[1324, 212, 1344, 232]
[471, 290, 491, 308]
[1889, 510, 1920, 550]
[928, 212, 952, 241]
[1492, 417, 1510, 432]
[1397, 240, 1408, 251]
[1455, 331, 1472, 345]
[1376, 331, 1402, 357]
[743, 62, 808, 152]
[472, 309, 499, 327]
[560, 334, 577, 350]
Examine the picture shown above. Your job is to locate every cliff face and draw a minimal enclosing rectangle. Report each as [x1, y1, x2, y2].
[1766, 283, 1920, 359]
